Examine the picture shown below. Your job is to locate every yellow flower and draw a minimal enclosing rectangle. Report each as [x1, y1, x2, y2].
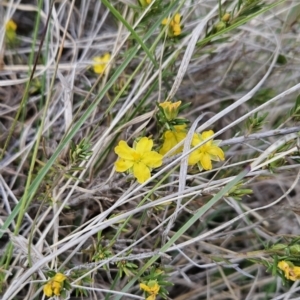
[43, 272, 67, 297]
[159, 100, 181, 120]
[162, 13, 182, 37]
[92, 53, 111, 74]
[278, 261, 300, 281]
[43, 282, 53, 297]
[140, 280, 160, 300]
[114, 137, 163, 183]
[6, 20, 17, 31]
[159, 125, 187, 156]
[5, 19, 17, 43]
[188, 130, 225, 170]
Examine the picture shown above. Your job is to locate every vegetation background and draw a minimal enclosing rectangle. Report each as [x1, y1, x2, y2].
[1, 0, 300, 299]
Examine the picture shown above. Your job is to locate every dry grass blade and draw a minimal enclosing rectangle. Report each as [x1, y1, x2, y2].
[1, 0, 300, 300]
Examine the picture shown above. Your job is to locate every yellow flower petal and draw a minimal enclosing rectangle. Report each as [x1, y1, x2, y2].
[159, 101, 172, 109]
[6, 20, 17, 31]
[161, 18, 169, 25]
[278, 261, 295, 280]
[202, 130, 214, 140]
[278, 261, 289, 271]
[135, 137, 153, 153]
[115, 158, 133, 172]
[140, 283, 151, 293]
[140, 280, 160, 298]
[93, 65, 105, 74]
[141, 151, 163, 168]
[173, 24, 181, 36]
[43, 282, 53, 297]
[102, 53, 111, 62]
[52, 273, 66, 283]
[207, 145, 225, 161]
[147, 281, 160, 294]
[173, 13, 181, 24]
[115, 141, 136, 160]
[53, 287, 61, 296]
[191, 133, 201, 146]
[159, 136, 175, 155]
[133, 162, 151, 183]
[52, 281, 61, 289]
[187, 150, 199, 166]
[199, 152, 212, 170]
[159, 126, 187, 155]
[293, 266, 300, 278]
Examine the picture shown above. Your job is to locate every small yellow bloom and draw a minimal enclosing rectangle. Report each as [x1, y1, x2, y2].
[5, 19, 17, 43]
[140, 280, 160, 300]
[159, 100, 181, 120]
[188, 130, 225, 170]
[173, 13, 181, 25]
[6, 20, 17, 31]
[162, 13, 182, 37]
[114, 137, 163, 183]
[43, 272, 67, 297]
[159, 125, 187, 156]
[92, 53, 111, 74]
[43, 282, 53, 297]
[278, 261, 300, 281]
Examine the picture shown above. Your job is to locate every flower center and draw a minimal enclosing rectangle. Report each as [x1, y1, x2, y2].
[132, 151, 141, 162]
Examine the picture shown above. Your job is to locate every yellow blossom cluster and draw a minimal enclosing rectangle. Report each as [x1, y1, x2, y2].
[92, 53, 111, 74]
[162, 13, 182, 37]
[114, 101, 225, 183]
[278, 261, 300, 281]
[43, 273, 67, 297]
[159, 126, 224, 170]
[140, 280, 160, 300]
[158, 101, 224, 170]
